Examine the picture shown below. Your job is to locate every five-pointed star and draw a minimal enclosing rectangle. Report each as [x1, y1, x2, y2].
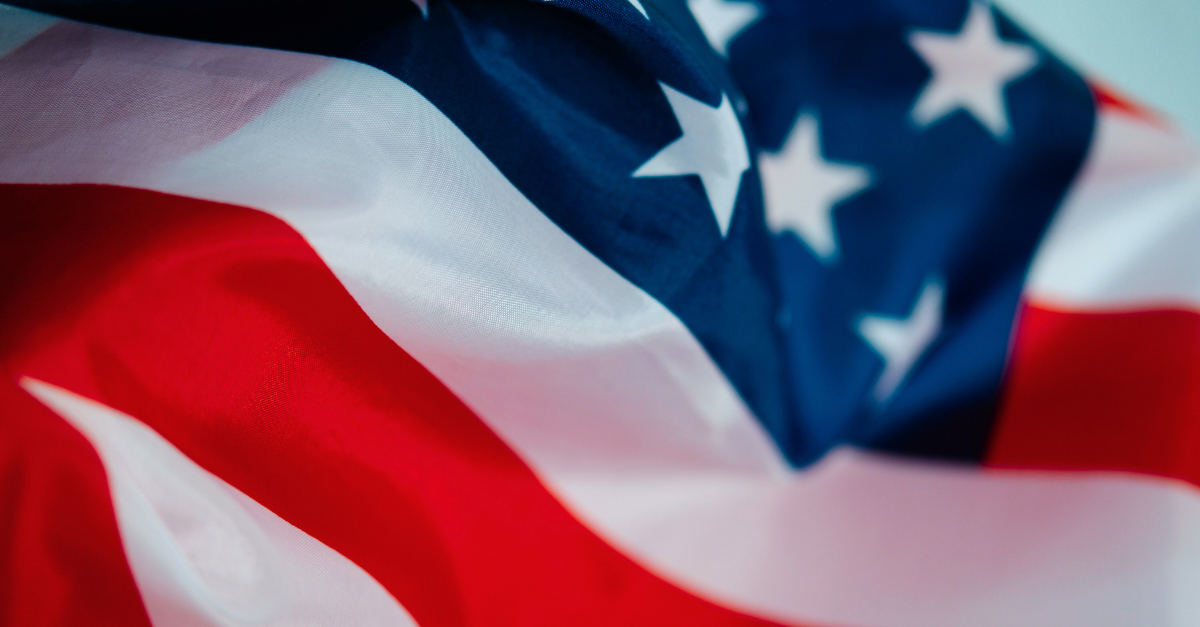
[908, 3, 1038, 138]
[410, 0, 427, 17]
[857, 278, 944, 403]
[688, 0, 761, 57]
[758, 114, 871, 261]
[634, 83, 750, 237]
[629, 0, 649, 18]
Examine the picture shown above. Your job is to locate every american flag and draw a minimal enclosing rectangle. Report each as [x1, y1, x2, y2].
[2, 1, 1198, 625]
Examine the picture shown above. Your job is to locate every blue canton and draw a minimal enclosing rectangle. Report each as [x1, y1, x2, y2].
[731, 0, 1094, 463]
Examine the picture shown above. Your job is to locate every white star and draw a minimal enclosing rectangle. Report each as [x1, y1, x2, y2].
[908, 3, 1038, 138]
[411, 0, 427, 17]
[688, 0, 761, 57]
[634, 83, 750, 237]
[759, 113, 871, 261]
[629, 0, 649, 18]
[857, 278, 944, 403]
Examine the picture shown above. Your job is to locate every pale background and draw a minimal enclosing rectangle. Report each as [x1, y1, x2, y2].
[997, 0, 1200, 138]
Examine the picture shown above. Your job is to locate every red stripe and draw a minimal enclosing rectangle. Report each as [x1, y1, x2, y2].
[1090, 81, 1162, 125]
[0, 183, 791, 627]
[0, 378, 152, 627]
[990, 303, 1200, 485]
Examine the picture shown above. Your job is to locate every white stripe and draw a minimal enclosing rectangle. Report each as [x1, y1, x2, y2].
[21, 378, 419, 627]
[1025, 110, 1200, 312]
[7, 13, 1200, 626]
[560, 449, 1200, 627]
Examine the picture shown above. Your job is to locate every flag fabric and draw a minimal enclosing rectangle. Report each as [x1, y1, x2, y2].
[2, 1, 1199, 626]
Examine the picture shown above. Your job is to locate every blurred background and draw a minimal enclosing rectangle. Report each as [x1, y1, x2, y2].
[998, 0, 1200, 138]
